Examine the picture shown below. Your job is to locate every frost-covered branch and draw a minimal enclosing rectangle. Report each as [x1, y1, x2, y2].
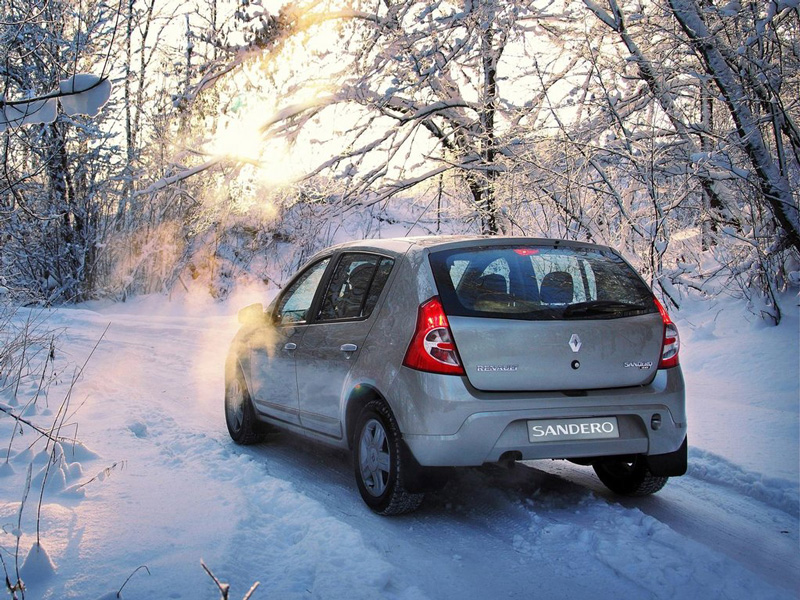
[132, 158, 223, 198]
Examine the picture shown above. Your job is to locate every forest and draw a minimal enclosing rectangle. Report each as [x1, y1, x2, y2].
[1, 0, 798, 321]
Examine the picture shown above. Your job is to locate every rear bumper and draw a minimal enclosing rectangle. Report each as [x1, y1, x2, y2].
[389, 367, 686, 467]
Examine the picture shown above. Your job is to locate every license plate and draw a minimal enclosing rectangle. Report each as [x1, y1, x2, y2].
[527, 417, 619, 443]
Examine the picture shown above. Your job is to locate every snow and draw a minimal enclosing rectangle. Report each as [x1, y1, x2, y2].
[0, 291, 797, 599]
[20, 544, 57, 583]
[0, 98, 57, 132]
[0, 74, 110, 132]
[58, 75, 112, 118]
[679, 295, 799, 483]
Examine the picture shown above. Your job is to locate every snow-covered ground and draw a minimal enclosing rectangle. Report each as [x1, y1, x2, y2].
[1, 291, 797, 600]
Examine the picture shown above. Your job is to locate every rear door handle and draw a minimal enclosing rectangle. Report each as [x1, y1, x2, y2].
[340, 343, 358, 352]
[284, 342, 297, 351]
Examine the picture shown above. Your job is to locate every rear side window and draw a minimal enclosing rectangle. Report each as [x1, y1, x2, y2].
[317, 253, 394, 321]
[429, 245, 656, 320]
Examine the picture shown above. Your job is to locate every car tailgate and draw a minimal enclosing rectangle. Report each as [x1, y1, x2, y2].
[449, 312, 663, 392]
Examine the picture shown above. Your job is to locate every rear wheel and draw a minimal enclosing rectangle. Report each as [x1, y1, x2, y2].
[354, 401, 424, 515]
[225, 368, 266, 445]
[593, 456, 668, 496]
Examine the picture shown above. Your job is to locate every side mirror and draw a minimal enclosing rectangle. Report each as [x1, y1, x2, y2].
[238, 303, 265, 325]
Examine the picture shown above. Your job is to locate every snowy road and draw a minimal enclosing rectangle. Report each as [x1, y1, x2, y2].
[2, 299, 798, 600]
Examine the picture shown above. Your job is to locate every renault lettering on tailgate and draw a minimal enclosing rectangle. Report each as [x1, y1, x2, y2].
[528, 417, 620, 443]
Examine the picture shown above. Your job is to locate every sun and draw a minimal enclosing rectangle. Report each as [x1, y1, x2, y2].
[209, 110, 266, 163]
[207, 106, 308, 187]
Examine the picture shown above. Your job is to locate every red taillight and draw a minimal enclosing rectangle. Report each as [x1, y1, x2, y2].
[654, 297, 680, 369]
[403, 297, 465, 376]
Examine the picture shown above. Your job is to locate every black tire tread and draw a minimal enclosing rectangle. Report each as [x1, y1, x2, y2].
[225, 369, 266, 445]
[593, 457, 669, 497]
[626, 472, 669, 496]
[355, 400, 424, 515]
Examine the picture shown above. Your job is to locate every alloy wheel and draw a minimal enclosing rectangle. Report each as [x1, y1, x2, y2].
[358, 418, 392, 497]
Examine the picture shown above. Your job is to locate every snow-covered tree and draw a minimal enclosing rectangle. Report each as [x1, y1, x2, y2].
[0, 0, 118, 302]
[669, 0, 799, 253]
[565, 0, 799, 316]
[2, 0, 795, 313]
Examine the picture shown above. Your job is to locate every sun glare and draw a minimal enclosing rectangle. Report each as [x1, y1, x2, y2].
[208, 108, 308, 187]
[205, 2, 356, 190]
[209, 111, 267, 164]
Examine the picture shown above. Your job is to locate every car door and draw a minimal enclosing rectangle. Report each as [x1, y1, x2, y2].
[249, 257, 330, 425]
[295, 252, 394, 438]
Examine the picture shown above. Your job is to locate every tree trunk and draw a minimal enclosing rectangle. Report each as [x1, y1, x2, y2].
[479, 0, 498, 235]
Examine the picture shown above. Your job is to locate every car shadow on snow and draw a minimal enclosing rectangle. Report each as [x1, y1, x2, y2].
[240, 430, 599, 517]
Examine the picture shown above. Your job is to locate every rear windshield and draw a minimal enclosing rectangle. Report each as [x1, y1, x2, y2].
[429, 244, 657, 320]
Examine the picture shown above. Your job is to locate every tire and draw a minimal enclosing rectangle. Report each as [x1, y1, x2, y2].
[353, 400, 424, 515]
[225, 368, 266, 445]
[593, 455, 669, 496]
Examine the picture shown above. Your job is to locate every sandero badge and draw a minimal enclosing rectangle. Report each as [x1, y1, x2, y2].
[529, 417, 619, 441]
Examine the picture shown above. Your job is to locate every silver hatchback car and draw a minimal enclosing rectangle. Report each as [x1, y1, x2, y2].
[225, 236, 687, 514]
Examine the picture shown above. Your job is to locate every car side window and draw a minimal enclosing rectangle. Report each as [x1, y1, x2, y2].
[363, 257, 393, 316]
[274, 258, 330, 325]
[318, 253, 394, 321]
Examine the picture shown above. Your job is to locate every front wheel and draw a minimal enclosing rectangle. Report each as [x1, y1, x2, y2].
[353, 401, 424, 515]
[593, 456, 668, 496]
[225, 368, 266, 445]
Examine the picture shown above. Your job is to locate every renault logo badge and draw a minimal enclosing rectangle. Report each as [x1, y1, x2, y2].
[569, 334, 582, 353]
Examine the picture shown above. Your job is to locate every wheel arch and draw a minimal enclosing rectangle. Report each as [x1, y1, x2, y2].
[345, 384, 389, 450]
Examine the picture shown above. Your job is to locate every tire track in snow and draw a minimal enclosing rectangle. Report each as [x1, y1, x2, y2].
[245, 437, 627, 600]
[244, 434, 796, 600]
[530, 459, 799, 595]
[130, 413, 428, 600]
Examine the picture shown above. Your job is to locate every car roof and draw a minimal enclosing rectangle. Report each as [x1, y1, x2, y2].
[297, 235, 623, 286]
[324, 235, 612, 256]
[327, 235, 472, 254]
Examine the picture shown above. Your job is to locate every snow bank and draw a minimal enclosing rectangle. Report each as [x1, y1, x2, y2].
[678, 292, 799, 484]
[688, 447, 798, 515]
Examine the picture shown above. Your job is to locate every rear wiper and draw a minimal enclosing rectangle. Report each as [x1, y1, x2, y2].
[562, 300, 650, 318]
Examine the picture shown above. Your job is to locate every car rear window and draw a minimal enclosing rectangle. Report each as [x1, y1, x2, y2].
[429, 244, 657, 320]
